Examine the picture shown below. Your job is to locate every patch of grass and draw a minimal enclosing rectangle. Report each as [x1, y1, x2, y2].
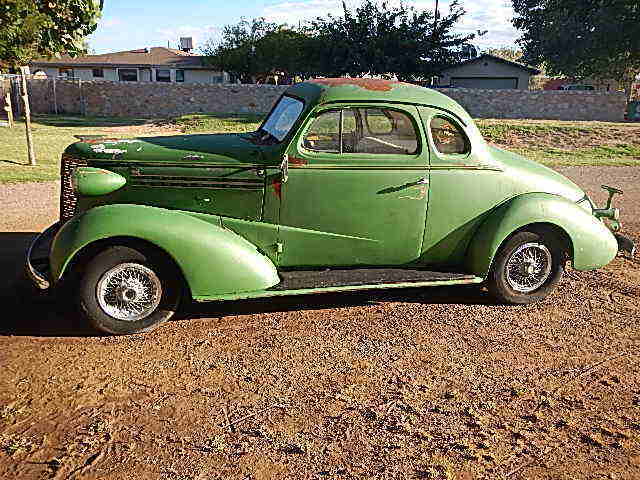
[477, 118, 640, 167]
[173, 113, 263, 133]
[0, 402, 29, 423]
[0, 115, 156, 183]
[0, 434, 35, 456]
[508, 145, 640, 167]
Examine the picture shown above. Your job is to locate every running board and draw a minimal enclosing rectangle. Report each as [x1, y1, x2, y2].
[194, 268, 484, 302]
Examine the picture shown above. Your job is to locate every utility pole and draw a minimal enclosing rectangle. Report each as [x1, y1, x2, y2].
[19, 66, 36, 166]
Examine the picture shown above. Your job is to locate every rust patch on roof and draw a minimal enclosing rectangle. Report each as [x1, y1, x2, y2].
[311, 78, 409, 92]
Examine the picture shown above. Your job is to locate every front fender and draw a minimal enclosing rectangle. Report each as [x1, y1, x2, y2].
[466, 193, 618, 277]
[50, 204, 279, 296]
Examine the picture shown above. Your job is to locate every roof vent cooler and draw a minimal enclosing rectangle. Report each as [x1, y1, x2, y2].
[461, 44, 478, 61]
[180, 37, 193, 53]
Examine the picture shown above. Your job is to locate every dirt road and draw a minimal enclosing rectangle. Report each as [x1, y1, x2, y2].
[0, 167, 638, 479]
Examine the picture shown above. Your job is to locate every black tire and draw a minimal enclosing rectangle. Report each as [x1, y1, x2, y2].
[78, 246, 181, 335]
[487, 228, 566, 304]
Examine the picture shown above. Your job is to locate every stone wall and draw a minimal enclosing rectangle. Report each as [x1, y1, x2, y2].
[26, 78, 287, 118]
[439, 87, 627, 122]
[24, 78, 627, 121]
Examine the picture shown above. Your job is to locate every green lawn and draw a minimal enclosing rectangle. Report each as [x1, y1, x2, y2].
[1, 114, 639, 183]
[476, 118, 640, 167]
[0, 116, 151, 183]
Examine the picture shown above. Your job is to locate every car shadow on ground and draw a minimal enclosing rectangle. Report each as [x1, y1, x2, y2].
[0, 232, 495, 338]
[32, 114, 154, 129]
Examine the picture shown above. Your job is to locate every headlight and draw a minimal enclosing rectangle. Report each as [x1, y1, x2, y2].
[73, 167, 127, 196]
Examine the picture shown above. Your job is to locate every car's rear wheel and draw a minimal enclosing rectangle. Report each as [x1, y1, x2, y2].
[488, 228, 566, 304]
[78, 246, 181, 335]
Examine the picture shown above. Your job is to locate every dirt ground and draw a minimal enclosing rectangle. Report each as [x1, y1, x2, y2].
[0, 167, 638, 480]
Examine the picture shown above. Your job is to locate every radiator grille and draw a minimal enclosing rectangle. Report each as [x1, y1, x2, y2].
[59, 154, 87, 224]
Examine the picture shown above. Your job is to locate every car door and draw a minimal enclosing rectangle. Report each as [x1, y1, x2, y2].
[277, 104, 430, 268]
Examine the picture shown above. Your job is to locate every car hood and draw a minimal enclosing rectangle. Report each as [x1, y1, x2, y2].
[65, 132, 263, 165]
[488, 145, 585, 203]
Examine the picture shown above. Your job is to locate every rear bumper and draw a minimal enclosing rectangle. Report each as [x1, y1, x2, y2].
[25, 222, 60, 290]
[615, 233, 636, 257]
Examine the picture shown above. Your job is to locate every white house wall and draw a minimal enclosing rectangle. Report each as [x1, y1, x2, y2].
[33, 67, 228, 84]
[184, 70, 225, 84]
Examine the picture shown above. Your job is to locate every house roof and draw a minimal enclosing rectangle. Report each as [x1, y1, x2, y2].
[31, 47, 211, 69]
[439, 53, 541, 75]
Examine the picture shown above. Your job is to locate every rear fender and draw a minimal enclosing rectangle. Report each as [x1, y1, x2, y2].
[50, 204, 279, 296]
[466, 193, 618, 277]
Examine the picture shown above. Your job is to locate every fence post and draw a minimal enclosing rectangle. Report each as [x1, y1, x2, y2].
[19, 67, 36, 166]
[12, 76, 22, 118]
[78, 78, 85, 116]
[52, 77, 58, 115]
[4, 89, 13, 128]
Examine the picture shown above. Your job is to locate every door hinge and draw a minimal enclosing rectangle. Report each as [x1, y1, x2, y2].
[275, 242, 283, 254]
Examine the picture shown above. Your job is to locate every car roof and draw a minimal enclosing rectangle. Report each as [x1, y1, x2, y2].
[285, 78, 472, 125]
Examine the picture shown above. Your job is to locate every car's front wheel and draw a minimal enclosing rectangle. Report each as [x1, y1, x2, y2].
[78, 246, 181, 335]
[487, 228, 566, 304]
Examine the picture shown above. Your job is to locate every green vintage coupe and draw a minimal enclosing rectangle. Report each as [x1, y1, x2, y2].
[27, 78, 634, 334]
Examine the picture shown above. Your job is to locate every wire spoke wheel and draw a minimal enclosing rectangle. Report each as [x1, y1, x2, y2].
[505, 242, 552, 293]
[96, 263, 162, 321]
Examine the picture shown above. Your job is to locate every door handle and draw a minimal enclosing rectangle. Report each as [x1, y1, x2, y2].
[416, 177, 429, 185]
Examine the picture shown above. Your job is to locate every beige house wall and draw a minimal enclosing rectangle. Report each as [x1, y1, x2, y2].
[32, 65, 227, 84]
[439, 59, 533, 90]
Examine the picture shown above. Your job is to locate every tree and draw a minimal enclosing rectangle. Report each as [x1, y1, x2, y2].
[202, 18, 317, 82]
[0, 0, 102, 67]
[203, 0, 479, 83]
[310, 0, 480, 82]
[203, 18, 276, 83]
[484, 46, 523, 64]
[0, 0, 102, 166]
[512, 0, 640, 99]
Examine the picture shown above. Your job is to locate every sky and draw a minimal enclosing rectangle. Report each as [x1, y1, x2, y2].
[88, 0, 520, 54]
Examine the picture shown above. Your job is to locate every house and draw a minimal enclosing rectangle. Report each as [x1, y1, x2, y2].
[436, 54, 541, 90]
[30, 41, 230, 85]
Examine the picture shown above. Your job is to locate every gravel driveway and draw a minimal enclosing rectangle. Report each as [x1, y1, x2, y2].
[0, 167, 638, 480]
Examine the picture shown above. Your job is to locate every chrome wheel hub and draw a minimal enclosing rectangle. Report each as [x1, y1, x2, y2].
[506, 242, 552, 293]
[96, 263, 162, 321]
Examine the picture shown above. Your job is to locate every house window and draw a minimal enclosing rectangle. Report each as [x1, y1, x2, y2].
[118, 68, 138, 82]
[59, 68, 74, 78]
[156, 69, 171, 82]
[175, 69, 185, 83]
[92, 68, 104, 78]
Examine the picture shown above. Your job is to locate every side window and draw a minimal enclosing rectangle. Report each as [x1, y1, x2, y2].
[357, 108, 418, 155]
[302, 107, 419, 155]
[303, 110, 341, 153]
[430, 116, 469, 155]
[342, 109, 357, 153]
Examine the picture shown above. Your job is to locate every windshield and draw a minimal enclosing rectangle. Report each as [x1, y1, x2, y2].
[260, 96, 304, 142]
